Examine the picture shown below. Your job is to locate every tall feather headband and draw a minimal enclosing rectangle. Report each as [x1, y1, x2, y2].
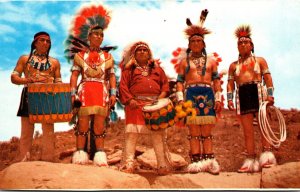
[235, 25, 252, 42]
[184, 9, 211, 39]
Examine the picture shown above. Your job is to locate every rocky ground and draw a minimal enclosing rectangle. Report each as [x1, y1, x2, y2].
[1, 109, 300, 174]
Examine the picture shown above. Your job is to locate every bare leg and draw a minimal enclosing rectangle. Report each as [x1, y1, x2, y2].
[201, 124, 213, 154]
[189, 125, 201, 155]
[240, 113, 255, 156]
[18, 117, 34, 161]
[41, 123, 55, 162]
[93, 114, 106, 151]
[76, 115, 90, 150]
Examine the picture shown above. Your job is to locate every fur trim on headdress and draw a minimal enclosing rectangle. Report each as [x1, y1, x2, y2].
[184, 25, 211, 39]
[235, 25, 252, 41]
[119, 41, 155, 70]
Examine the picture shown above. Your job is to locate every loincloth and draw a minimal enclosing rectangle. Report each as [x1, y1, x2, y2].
[185, 86, 216, 125]
[236, 82, 264, 115]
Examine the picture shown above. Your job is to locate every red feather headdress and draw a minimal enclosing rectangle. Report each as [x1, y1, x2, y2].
[235, 25, 252, 42]
[64, 3, 114, 63]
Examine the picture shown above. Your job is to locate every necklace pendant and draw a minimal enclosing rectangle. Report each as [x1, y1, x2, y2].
[142, 71, 148, 76]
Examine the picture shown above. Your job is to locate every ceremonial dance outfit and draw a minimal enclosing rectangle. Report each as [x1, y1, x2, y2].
[227, 25, 277, 173]
[119, 41, 171, 175]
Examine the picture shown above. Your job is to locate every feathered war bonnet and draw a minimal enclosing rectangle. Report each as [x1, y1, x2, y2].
[235, 25, 254, 53]
[119, 41, 155, 70]
[64, 3, 112, 63]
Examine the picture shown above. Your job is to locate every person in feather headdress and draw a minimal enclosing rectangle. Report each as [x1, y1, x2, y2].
[174, 10, 222, 174]
[65, 3, 116, 166]
[11, 31, 62, 162]
[227, 25, 276, 173]
[118, 41, 171, 175]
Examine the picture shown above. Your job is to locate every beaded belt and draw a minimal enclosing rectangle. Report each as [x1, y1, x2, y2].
[238, 81, 261, 87]
[186, 83, 211, 89]
[81, 78, 104, 83]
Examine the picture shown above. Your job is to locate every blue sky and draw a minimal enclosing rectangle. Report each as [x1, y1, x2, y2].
[1, 0, 300, 141]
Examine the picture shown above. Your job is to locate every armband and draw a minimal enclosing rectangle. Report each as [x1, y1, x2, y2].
[215, 91, 222, 102]
[71, 88, 77, 96]
[212, 72, 220, 80]
[227, 92, 233, 101]
[54, 78, 62, 83]
[228, 75, 234, 81]
[176, 74, 184, 83]
[71, 65, 81, 72]
[176, 91, 184, 102]
[11, 70, 21, 77]
[110, 67, 115, 74]
[110, 88, 117, 96]
[262, 68, 271, 75]
[267, 87, 274, 97]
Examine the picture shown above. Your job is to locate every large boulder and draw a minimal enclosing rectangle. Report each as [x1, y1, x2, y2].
[261, 162, 300, 188]
[0, 161, 150, 189]
[152, 172, 261, 188]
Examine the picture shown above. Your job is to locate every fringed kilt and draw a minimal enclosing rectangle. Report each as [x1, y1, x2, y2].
[77, 81, 108, 117]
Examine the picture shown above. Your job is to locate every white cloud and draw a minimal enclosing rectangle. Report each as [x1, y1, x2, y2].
[0, 24, 16, 35]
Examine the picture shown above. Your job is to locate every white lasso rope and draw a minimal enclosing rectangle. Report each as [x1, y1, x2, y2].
[258, 101, 287, 148]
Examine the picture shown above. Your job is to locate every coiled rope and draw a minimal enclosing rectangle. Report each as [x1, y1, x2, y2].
[258, 101, 286, 148]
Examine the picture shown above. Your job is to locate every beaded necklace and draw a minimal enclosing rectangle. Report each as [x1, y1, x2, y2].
[28, 52, 51, 71]
[136, 63, 149, 77]
[191, 53, 206, 76]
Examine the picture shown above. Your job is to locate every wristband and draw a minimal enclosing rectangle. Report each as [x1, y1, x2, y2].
[267, 87, 274, 97]
[110, 88, 117, 96]
[227, 92, 233, 101]
[71, 88, 77, 96]
[215, 91, 222, 102]
[176, 91, 184, 102]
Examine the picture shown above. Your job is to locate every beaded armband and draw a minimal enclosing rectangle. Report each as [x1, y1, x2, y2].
[267, 87, 274, 97]
[110, 88, 117, 96]
[215, 91, 222, 102]
[227, 92, 233, 101]
[176, 74, 184, 83]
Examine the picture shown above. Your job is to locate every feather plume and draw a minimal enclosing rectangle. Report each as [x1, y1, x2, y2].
[235, 25, 252, 39]
[71, 4, 111, 41]
[199, 9, 208, 27]
[186, 18, 193, 26]
[170, 47, 187, 73]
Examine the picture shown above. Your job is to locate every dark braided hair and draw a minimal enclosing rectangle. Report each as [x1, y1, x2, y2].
[26, 31, 51, 65]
